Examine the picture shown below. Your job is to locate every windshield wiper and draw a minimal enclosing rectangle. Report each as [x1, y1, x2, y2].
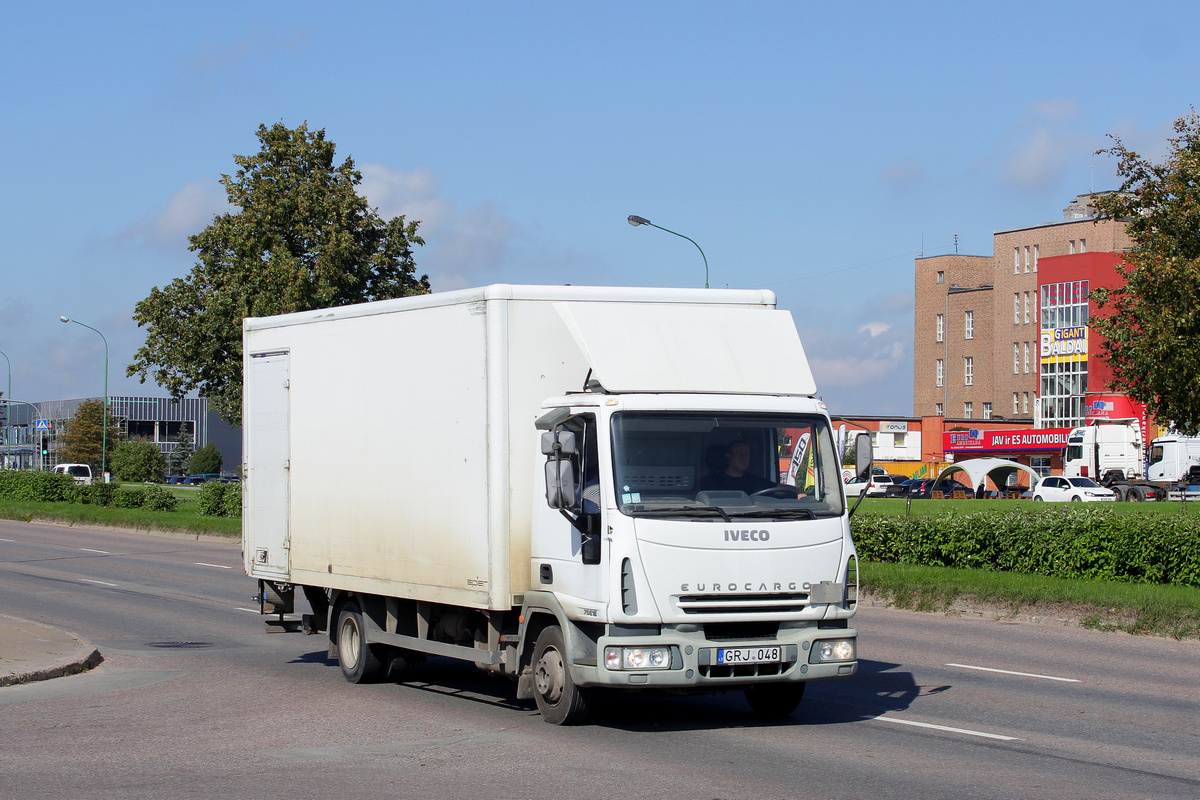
[729, 507, 818, 520]
[626, 505, 733, 522]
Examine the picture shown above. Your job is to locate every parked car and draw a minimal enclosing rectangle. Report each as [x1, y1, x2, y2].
[51, 463, 92, 485]
[1031, 476, 1117, 502]
[165, 476, 183, 485]
[866, 475, 901, 497]
[844, 476, 870, 497]
[181, 473, 220, 486]
[893, 478, 976, 499]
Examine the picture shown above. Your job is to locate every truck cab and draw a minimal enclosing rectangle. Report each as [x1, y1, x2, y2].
[528, 391, 860, 721]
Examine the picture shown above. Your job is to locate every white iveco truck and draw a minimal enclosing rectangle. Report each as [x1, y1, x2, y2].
[243, 285, 868, 724]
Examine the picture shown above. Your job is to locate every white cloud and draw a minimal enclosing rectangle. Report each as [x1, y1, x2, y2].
[859, 321, 892, 338]
[1002, 99, 1099, 192]
[360, 163, 520, 287]
[119, 180, 229, 249]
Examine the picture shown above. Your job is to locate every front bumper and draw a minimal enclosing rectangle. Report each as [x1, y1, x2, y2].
[571, 624, 858, 690]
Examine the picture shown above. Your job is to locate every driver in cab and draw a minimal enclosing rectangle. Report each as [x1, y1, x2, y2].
[698, 440, 798, 495]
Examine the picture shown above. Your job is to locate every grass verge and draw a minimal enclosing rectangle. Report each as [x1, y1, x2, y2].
[855, 496, 1200, 516]
[0, 498, 240, 538]
[863, 560, 1200, 640]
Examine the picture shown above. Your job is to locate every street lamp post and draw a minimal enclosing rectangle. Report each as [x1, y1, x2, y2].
[59, 317, 109, 482]
[0, 350, 9, 469]
[627, 215, 710, 289]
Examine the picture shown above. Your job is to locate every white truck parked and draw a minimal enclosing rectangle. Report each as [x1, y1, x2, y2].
[1064, 419, 1200, 501]
[242, 285, 868, 724]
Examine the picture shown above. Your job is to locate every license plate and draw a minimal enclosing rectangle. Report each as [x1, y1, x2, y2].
[716, 646, 782, 665]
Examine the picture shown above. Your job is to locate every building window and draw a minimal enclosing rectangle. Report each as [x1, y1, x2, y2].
[937, 270, 945, 284]
[1023, 392, 1030, 415]
[936, 359, 944, 387]
[1013, 392, 1019, 415]
[1014, 247, 1020, 274]
[1031, 455, 1051, 477]
[894, 433, 906, 448]
[1033, 244, 1039, 272]
[1024, 291, 1031, 324]
[1014, 293, 1020, 324]
[983, 402, 992, 420]
[936, 403, 944, 417]
[1024, 245, 1031, 273]
[965, 310, 974, 340]
[1023, 341, 1030, 374]
[936, 313, 944, 342]
[964, 357, 973, 386]
[1069, 240, 1076, 254]
[1013, 343, 1020, 374]
[964, 402, 974, 419]
[1079, 238, 1087, 253]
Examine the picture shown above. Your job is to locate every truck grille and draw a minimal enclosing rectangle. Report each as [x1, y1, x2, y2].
[699, 662, 790, 679]
[676, 592, 809, 615]
[702, 622, 779, 641]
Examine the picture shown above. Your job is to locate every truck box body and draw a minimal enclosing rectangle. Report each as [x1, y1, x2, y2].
[243, 285, 813, 609]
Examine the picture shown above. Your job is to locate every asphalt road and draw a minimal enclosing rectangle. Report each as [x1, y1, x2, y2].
[1, 519, 1198, 800]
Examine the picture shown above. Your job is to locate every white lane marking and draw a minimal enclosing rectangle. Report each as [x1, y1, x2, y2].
[80, 578, 118, 587]
[863, 714, 1020, 741]
[235, 607, 260, 613]
[0, 537, 15, 542]
[195, 562, 233, 570]
[946, 663, 1079, 683]
[80, 548, 111, 554]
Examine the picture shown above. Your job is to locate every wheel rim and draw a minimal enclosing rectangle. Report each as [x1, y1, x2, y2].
[534, 646, 565, 705]
[340, 616, 361, 670]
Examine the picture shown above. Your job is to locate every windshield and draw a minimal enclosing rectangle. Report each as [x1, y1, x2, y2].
[610, 411, 844, 520]
[1067, 477, 1100, 488]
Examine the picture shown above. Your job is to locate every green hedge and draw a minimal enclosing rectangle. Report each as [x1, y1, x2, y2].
[852, 507, 1200, 587]
[0, 471, 177, 511]
[197, 481, 241, 517]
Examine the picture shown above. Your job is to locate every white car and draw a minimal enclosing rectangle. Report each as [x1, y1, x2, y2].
[843, 477, 870, 498]
[1031, 476, 1116, 502]
[865, 475, 899, 497]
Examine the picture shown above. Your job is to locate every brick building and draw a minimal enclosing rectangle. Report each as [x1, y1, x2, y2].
[914, 193, 1133, 423]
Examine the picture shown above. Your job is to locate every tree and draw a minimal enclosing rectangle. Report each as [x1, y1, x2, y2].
[189, 441, 223, 476]
[127, 122, 431, 426]
[1092, 110, 1200, 434]
[166, 422, 194, 476]
[111, 440, 167, 483]
[58, 400, 121, 473]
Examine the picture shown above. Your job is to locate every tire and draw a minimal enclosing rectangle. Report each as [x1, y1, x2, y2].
[531, 626, 591, 725]
[1128, 486, 1145, 502]
[1033, 496, 1043, 502]
[744, 681, 806, 718]
[1070, 496, 1082, 502]
[336, 599, 387, 684]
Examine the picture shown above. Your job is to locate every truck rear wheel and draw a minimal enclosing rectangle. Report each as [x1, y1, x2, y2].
[531, 626, 591, 725]
[744, 682, 806, 717]
[1128, 486, 1145, 502]
[337, 599, 387, 684]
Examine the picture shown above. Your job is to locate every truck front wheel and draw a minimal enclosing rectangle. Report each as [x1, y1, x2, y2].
[744, 682, 806, 717]
[531, 626, 591, 725]
[337, 600, 387, 684]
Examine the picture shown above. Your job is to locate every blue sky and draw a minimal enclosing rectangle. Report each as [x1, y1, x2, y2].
[2, 1, 1195, 418]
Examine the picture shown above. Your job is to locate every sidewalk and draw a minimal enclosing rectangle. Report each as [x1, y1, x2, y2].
[0, 614, 102, 687]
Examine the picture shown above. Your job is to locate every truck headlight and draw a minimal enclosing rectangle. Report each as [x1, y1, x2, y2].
[809, 638, 856, 664]
[604, 646, 672, 670]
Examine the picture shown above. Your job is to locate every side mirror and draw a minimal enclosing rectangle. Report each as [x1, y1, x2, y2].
[854, 433, 874, 481]
[545, 459, 577, 509]
[540, 429, 577, 456]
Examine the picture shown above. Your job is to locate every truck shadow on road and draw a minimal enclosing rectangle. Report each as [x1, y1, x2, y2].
[292, 650, 934, 731]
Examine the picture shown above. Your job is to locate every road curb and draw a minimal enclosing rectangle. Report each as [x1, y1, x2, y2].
[0, 615, 104, 687]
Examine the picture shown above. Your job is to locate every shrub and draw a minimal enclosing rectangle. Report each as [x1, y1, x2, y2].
[142, 485, 179, 512]
[111, 440, 167, 483]
[111, 488, 147, 509]
[197, 481, 241, 517]
[0, 471, 76, 502]
[852, 507, 1200, 588]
